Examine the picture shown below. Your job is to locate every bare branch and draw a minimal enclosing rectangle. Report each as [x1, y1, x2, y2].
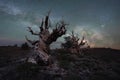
[27, 27, 39, 35]
[79, 36, 86, 46]
[25, 36, 33, 45]
[25, 36, 39, 45]
[46, 22, 66, 45]
[45, 15, 49, 29]
[39, 19, 44, 32]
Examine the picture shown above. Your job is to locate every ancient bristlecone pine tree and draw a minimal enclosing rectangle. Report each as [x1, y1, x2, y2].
[61, 31, 89, 54]
[26, 13, 67, 65]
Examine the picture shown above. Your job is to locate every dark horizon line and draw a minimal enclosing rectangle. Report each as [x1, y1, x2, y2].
[0, 45, 120, 50]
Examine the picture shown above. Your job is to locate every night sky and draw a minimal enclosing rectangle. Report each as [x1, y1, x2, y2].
[0, 0, 120, 49]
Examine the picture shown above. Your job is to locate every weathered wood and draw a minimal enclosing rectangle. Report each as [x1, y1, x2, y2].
[26, 13, 67, 65]
[61, 32, 89, 54]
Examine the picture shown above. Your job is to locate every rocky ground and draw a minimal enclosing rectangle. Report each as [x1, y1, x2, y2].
[0, 46, 120, 80]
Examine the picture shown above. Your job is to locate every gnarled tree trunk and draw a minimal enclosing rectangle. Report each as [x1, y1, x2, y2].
[26, 13, 67, 65]
[61, 31, 89, 54]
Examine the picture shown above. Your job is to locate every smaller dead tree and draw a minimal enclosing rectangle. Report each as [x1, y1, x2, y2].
[26, 12, 67, 65]
[61, 31, 89, 54]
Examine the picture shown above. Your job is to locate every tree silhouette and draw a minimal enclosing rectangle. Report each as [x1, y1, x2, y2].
[26, 12, 67, 64]
[61, 31, 89, 53]
[21, 42, 29, 50]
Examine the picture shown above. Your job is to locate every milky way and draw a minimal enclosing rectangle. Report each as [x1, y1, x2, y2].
[0, 0, 120, 49]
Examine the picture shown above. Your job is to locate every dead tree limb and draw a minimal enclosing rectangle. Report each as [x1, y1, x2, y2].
[26, 13, 67, 65]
